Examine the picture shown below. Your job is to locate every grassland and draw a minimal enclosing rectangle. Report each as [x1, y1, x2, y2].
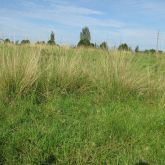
[0, 44, 165, 164]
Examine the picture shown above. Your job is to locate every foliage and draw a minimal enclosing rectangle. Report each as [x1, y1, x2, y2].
[100, 41, 108, 50]
[47, 31, 56, 45]
[15, 40, 19, 45]
[80, 26, 91, 42]
[144, 49, 156, 54]
[118, 43, 130, 51]
[77, 39, 91, 47]
[4, 38, 10, 43]
[135, 46, 139, 52]
[78, 27, 92, 47]
[90, 43, 95, 47]
[21, 40, 30, 44]
[36, 41, 45, 45]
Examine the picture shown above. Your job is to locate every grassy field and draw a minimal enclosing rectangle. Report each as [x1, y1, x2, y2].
[0, 44, 165, 164]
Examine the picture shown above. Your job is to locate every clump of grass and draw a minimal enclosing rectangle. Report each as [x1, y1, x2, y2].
[0, 45, 41, 102]
[0, 44, 165, 103]
[50, 55, 92, 94]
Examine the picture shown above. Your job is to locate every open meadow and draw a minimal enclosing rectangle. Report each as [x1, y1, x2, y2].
[1, 44, 165, 164]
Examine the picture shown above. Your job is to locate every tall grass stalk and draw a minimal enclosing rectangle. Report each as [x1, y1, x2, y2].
[0, 44, 164, 103]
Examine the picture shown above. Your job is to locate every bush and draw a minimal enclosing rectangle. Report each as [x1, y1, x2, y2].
[118, 43, 129, 51]
[21, 40, 30, 44]
[135, 46, 139, 52]
[144, 49, 156, 54]
[77, 39, 91, 47]
[100, 42, 108, 50]
[78, 27, 92, 47]
[4, 38, 10, 43]
[80, 27, 91, 42]
[47, 32, 56, 45]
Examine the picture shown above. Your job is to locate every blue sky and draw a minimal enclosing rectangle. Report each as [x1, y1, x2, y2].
[0, 0, 165, 50]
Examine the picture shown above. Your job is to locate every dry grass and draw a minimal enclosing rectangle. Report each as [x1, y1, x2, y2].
[0, 44, 165, 103]
[1, 44, 165, 164]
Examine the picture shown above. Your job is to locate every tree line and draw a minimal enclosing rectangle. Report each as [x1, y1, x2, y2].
[0, 26, 161, 53]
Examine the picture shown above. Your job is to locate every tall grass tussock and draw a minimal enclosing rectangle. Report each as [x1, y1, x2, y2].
[0, 44, 164, 103]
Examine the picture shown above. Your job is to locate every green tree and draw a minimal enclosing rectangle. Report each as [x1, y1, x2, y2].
[36, 41, 45, 45]
[90, 43, 95, 48]
[21, 40, 30, 44]
[118, 43, 129, 51]
[80, 27, 91, 42]
[100, 42, 108, 50]
[4, 38, 10, 43]
[144, 49, 156, 54]
[135, 46, 139, 52]
[47, 31, 56, 45]
[78, 27, 91, 47]
[15, 40, 19, 45]
[77, 39, 91, 47]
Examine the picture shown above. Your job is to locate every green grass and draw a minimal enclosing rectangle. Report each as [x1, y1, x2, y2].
[0, 44, 165, 164]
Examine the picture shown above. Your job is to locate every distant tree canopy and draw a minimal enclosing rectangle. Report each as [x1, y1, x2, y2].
[144, 49, 156, 54]
[78, 27, 92, 47]
[15, 40, 19, 45]
[100, 42, 108, 50]
[135, 46, 139, 52]
[2, 28, 164, 54]
[21, 40, 30, 44]
[77, 39, 91, 47]
[4, 38, 10, 43]
[36, 41, 45, 45]
[118, 43, 130, 51]
[80, 27, 91, 42]
[47, 31, 56, 45]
